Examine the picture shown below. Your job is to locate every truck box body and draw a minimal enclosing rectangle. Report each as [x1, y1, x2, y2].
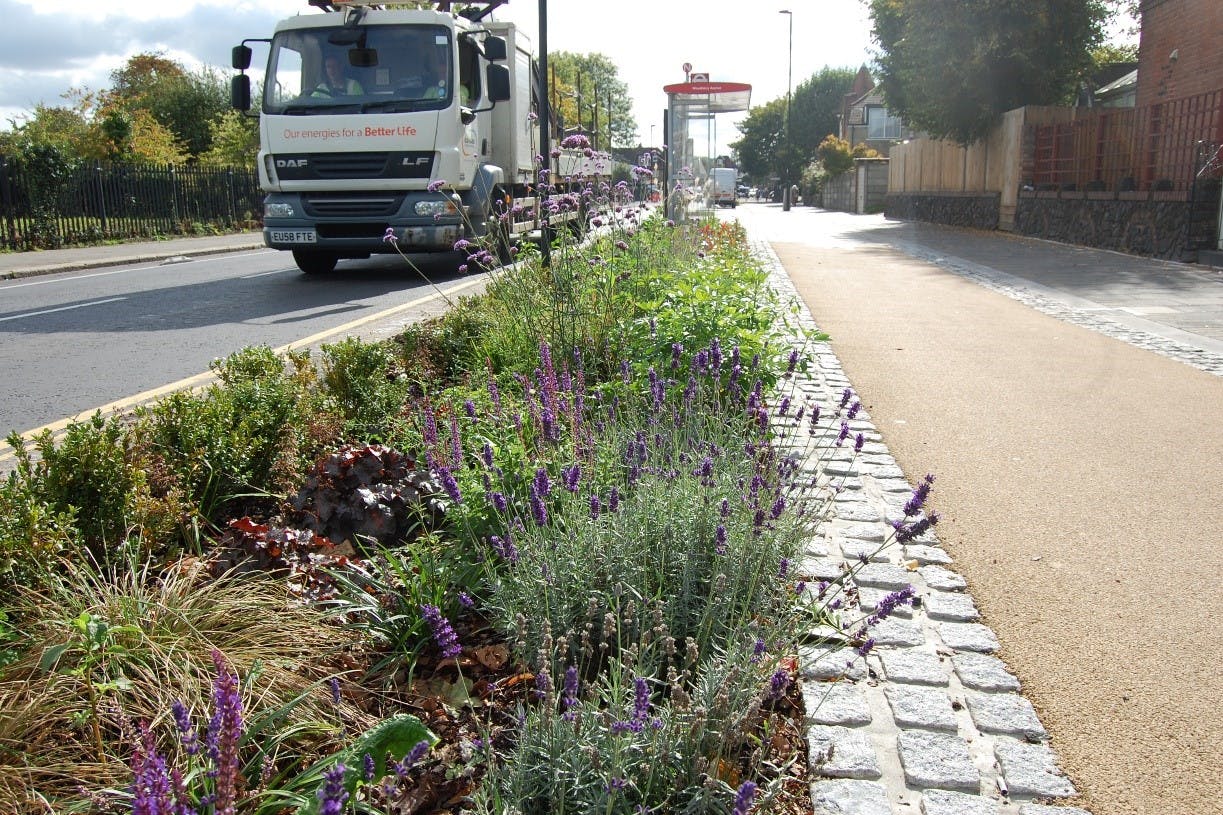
[709, 167, 737, 208]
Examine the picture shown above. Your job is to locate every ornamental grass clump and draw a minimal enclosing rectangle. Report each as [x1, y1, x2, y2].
[0, 560, 370, 813]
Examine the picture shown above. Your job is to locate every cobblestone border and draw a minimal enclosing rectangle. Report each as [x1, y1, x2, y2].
[755, 238, 1094, 815]
[889, 238, 1223, 377]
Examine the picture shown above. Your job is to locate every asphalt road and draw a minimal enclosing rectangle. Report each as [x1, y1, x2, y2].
[734, 203, 1223, 815]
[0, 247, 485, 440]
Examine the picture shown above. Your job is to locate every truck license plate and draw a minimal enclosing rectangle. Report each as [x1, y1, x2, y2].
[270, 230, 317, 244]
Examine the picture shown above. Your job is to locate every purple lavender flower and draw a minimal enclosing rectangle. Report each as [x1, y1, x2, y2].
[731, 780, 757, 815]
[836, 421, 850, 446]
[854, 433, 865, 453]
[869, 585, 916, 625]
[131, 725, 173, 815]
[767, 668, 791, 700]
[481, 442, 495, 468]
[362, 752, 376, 782]
[427, 179, 447, 192]
[207, 650, 242, 815]
[856, 637, 876, 658]
[458, 591, 475, 609]
[438, 466, 462, 504]
[329, 677, 341, 706]
[903, 474, 936, 517]
[840, 388, 852, 408]
[563, 665, 580, 712]
[786, 348, 799, 373]
[562, 463, 581, 492]
[608, 486, 620, 512]
[751, 637, 766, 663]
[394, 740, 431, 778]
[590, 493, 601, 520]
[535, 668, 552, 700]
[317, 763, 349, 815]
[382, 227, 398, 244]
[847, 401, 862, 420]
[778, 557, 790, 579]
[171, 701, 199, 756]
[490, 491, 508, 513]
[420, 604, 462, 659]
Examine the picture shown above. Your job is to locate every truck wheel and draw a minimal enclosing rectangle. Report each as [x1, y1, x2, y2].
[293, 250, 337, 275]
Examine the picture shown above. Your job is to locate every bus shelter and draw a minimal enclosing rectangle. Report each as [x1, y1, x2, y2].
[662, 80, 751, 221]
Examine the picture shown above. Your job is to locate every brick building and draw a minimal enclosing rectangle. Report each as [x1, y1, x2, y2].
[1136, 0, 1223, 107]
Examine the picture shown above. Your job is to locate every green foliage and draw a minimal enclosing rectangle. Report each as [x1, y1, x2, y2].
[200, 108, 261, 167]
[614, 220, 779, 385]
[32, 415, 144, 566]
[0, 563, 368, 812]
[0, 433, 78, 590]
[869, 0, 1109, 144]
[287, 714, 436, 815]
[319, 338, 412, 442]
[731, 67, 857, 183]
[109, 53, 230, 157]
[140, 347, 315, 519]
[548, 52, 637, 150]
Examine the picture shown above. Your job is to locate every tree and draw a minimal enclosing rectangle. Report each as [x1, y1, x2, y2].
[730, 98, 786, 182]
[200, 110, 260, 167]
[869, 0, 1109, 144]
[729, 67, 856, 185]
[108, 53, 231, 158]
[547, 53, 637, 151]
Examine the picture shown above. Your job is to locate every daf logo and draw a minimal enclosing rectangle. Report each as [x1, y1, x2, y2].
[403, 157, 431, 166]
[276, 158, 308, 168]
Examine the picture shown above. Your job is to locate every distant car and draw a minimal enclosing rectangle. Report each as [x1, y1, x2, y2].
[736, 184, 750, 198]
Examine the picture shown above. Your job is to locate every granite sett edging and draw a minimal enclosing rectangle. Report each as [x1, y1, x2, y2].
[754, 237, 1093, 815]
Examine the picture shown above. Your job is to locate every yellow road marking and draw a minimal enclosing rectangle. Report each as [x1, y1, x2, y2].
[0, 276, 484, 463]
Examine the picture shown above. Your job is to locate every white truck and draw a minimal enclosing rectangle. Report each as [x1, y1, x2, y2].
[707, 167, 737, 208]
[231, 0, 606, 274]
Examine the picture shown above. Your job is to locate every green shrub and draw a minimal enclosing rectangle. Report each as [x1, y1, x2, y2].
[319, 337, 412, 442]
[0, 434, 78, 590]
[141, 346, 316, 519]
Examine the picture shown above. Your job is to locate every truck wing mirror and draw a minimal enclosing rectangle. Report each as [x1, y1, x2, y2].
[483, 36, 507, 61]
[232, 45, 252, 71]
[231, 75, 251, 112]
[487, 64, 511, 102]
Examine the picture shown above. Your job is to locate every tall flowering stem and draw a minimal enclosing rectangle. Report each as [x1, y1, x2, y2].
[207, 649, 244, 815]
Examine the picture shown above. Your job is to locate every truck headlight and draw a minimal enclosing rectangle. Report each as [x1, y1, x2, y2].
[414, 199, 459, 217]
[265, 202, 296, 218]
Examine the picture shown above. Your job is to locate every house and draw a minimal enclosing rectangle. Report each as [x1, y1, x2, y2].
[1135, 0, 1223, 107]
[837, 66, 914, 157]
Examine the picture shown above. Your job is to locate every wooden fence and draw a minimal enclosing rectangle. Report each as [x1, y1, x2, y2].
[1028, 89, 1223, 193]
[0, 157, 263, 251]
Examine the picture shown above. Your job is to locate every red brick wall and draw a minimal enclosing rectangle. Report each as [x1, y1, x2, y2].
[1137, 0, 1223, 107]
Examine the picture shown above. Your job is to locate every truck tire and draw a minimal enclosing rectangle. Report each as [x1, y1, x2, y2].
[293, 250, 337, 275]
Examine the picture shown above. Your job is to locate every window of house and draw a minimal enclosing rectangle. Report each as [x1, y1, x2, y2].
[866, 106, 904, 140]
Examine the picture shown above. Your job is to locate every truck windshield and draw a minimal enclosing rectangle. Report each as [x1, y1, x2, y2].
[264, 24, 452, 114]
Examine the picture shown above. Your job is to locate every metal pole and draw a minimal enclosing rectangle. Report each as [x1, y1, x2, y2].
[780, 9, 792, 211]
[537, 0, 552, 267]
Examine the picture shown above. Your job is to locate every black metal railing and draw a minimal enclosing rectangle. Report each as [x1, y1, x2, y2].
[0, 158, 264, 251]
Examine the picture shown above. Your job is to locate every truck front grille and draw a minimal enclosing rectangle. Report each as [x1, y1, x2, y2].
[310, 153, 391, 178]
[303, 194, 405, 218]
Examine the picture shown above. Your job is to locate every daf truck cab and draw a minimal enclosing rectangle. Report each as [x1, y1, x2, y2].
[232, 0, 594, 275]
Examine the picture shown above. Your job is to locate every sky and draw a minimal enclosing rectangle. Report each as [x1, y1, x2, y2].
[0, 0, 880, 156]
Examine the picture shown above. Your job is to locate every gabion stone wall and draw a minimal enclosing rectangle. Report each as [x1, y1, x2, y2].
[1013, 189, 1221, 262]
[886, 193, 1000, 230]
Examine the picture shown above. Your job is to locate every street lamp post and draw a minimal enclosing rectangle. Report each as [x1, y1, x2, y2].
[779, 9, 792, 211]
